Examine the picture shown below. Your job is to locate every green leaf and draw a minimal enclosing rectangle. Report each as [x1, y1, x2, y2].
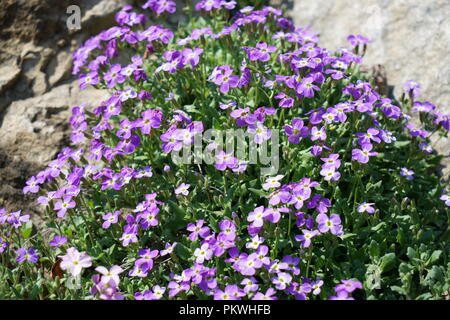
[390, 285, 406, 295]
[365, 264, 381, 290]
[339, 233, 357, 240]
[379, 253, 396, 273]
[426, 250, 442, 266]
[394, 140, 410, 148]
[21, 221, 33, 239]
[248, 188, 265, 198]
[406, 247, 418, 260]
[368, 240, 380, 257]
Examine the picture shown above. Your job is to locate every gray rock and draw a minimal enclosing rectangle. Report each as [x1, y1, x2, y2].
[0, 61, 21, 95]
[0, 83, 109, 164]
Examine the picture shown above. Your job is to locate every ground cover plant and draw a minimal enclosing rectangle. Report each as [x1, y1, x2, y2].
[0, 0, 449, 300]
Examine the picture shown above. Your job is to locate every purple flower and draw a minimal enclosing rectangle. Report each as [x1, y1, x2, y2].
[312, 279, 324, 295]
[120, 230, 138, 247]
[182, 47, 203, 67]
[335, 280, 363, 293]
[272, 272, 292, 290]
[403, 80, 421, 98]
[187, 220, 211, 241]
[419, 142, 433, 154]
[297, 76, 320, 98]
[54, 196, 76, 218]
[135, 249, 159, 270]
[175, 183, 190, 196]
[237, 253, 263, 276]
[289, 188, 311, 210]
[143, 0, 176, 15]
[357, 202, 375, 214]
[210, 65, 239, 94]
[284, 119, 309, 144]
[161, 242, 177, 256]
[16, 248, 39, 264]
[347, 34, 371, 47]
[49, 235, 68, 247]
[283, 255, 301, 276]
[295, 229, 319, 248]
[23, 176, 41, 194]
[214, 284, 245, 300]
[252, 288, 278, 300]
[329, 290, 354, 300]
[195, 0, 221, 12]
[275, 93, 294, 108]
[104, 64, 126, 88]
[320, 166, 341, 181]
[241, 277, 259, 293]
[321, 153, 341, 170]
[215, 151, 238, 171]
[316, 213, 343, 236]
[400, 168, 415, 180]
[245, 42, 277, 62]
[79, 72, 99, 89]
[352, 143, 378, 164]
[246, 235, 265, 250]
[102, 210, 121, 229]
[355, 128, 381, 145]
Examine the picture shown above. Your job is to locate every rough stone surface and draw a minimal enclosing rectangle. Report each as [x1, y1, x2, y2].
[0, 0, 133, 214]
[282, 0, 450, 174]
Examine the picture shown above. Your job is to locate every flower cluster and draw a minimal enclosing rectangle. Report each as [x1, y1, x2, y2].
[0, 1, 448, 301]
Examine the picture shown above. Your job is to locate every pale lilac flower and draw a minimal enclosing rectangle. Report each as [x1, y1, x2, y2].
[400, 168, 415, 180]
[310, 126, 326, 141]
[357, 202, 375, 214]
[187, 220, 210, 241]
[440, 194, 450, 206]
[246, 235, 265, 250]
[102, 210, 120, 229]
[252, 288, 278, 300]
[247, 206, 270, 228]
[320, 166, 341, 181]
[316, 213, 343, 236]
[272, 272, 292, 290]
[248, 122, 272, 144]
[335, 280, 363, 293]
[175, 183, 190, 196]
[161, 242, 177, 256]
[352, 143, 378, 164]
[311, 279, 324, 295]
[194, 243, 213, 264]
[95, 265, 124, 284]
[262, 175, 284, 191]
[59, 247, 92, 276]
[295, 229, 319, 248]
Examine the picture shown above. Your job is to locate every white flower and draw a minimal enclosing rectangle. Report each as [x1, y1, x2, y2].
[59, 247, 92, 276]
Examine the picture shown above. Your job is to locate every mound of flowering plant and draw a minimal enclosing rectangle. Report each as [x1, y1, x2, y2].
[0, 1, 449, 300]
